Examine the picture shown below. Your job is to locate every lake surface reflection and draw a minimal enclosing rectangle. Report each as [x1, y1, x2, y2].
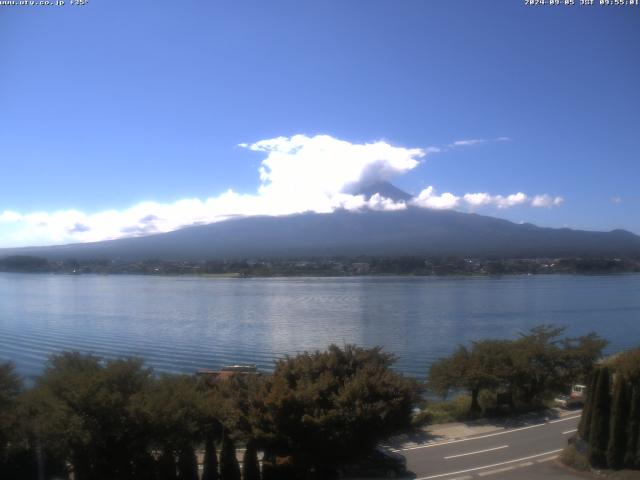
[1, 273, 639, 380]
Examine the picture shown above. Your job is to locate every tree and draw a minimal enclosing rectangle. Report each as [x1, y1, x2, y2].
[428, 341, 512, 415]
[157, 450, 178, 480]
[428, 326, 607, 415]
[220, 434, 241, 480]
[606, 374, 629, 469]
[30, 352, 153, 480]
[611, 347, 640, 385]
[252, 345, 419, 476]
[242, 440, 260, 480]
[133, 374, 203, 455]
[578, 371, 598, 442]
[0, 362, 25, 478]
[588, 367, 611, 468]
[560, 332, 608, 385]
[202, 434, 219, 480]
[624, 386, 640, 468]
[177, 445, 199, 480]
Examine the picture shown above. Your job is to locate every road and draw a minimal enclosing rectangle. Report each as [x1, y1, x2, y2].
[398, 414, 581, 479]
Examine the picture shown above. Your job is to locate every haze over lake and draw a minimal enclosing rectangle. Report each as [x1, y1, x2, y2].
[1, 273, 639, 380]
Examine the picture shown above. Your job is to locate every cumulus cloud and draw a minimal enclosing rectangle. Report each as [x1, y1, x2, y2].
[414, 188, 561, 211]
[0, 135, 426, 246]
[531, 194, 564, 208]
[0, 134, 562, 247]
[412, 187, 460, 210]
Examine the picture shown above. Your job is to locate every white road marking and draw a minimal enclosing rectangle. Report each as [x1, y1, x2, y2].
[536, 455, 559, 463]
[414, 449, 564, 480]
[444, 445, 509, 460]
[518, 461, 534, 467]
[477, 466, 515, 476]
[395, 415, 581, 452]
[549, 415, 581, 424]
[562, 428, 577, 435]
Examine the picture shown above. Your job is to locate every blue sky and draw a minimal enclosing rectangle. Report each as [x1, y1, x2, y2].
[1, 0, 638, 247]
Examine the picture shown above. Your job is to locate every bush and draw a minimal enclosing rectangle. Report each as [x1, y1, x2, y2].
[422, 395, 472, 424]
[561, 445, 591, 471]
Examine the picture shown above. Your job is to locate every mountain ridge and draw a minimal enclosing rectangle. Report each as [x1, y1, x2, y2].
[1, 205, 639, 261]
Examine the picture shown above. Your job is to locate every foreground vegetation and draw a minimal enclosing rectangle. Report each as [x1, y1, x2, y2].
[0, 345, 419, 480]
[1, 328, 637, 479]
[567, 347, 640, 472]
[427, 325, 606, 417]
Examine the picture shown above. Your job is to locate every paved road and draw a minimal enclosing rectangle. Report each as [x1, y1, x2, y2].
[398, 414, 581, 479]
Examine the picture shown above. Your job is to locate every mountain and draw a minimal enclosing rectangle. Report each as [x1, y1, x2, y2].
[2, 205, 639, 261]
[350, 181, 413, 202]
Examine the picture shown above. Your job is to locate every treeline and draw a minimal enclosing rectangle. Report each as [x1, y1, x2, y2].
[0, 345, 419, 480]
[427, 326, 607, 416]
[2, 255, 640, 276]
[576, 348, 640, 470]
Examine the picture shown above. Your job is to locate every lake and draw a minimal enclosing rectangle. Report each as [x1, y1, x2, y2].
[1, 273, 639, 381]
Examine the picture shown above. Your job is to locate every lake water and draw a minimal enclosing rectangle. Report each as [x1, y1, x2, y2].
[1, 273, 639, 381]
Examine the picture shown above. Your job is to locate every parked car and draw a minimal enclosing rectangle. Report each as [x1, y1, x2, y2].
[555, 384, 587, 408]
[336, 446, 407, 478]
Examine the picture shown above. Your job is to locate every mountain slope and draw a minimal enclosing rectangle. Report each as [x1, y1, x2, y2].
[2, 207, 639, 261]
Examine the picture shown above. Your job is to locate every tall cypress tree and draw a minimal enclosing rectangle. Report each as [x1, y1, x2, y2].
[606, 375, 629, 469]
[157, 449, 178, 480]
[579, 371, 598, 442]
[588, 367, 611, 468]
[202, 434, 219, 480]
[625, 386, 640, 468]
[242, 440, 260, 480]
[177, 445, 199, 480]
[220, 434, 241, 480]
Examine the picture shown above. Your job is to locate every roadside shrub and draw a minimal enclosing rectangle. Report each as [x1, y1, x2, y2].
[423, 395, 471, 424]
[561, 445, 591, 471]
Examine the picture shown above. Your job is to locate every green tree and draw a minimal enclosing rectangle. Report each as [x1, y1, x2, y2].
[611, 347, 640, 385]
[578, 371, 598, 442]
[0, 361, 21, 441]
[428, 341, 512, 415]
[220, 434, 241, 480]
[588, 367, 611, 468]
[253, 345, 418, 476]
[624, 386, 640, 468]
[0, 362, 27, 478]
[242, 440, 260, 480]
[30, 352, 153, 480]
[607, 374, 629, 469]
[560, 332, 608, 385]
[133, 374, 203, 454]
[177, 445, 199, 480]
[157, 450, 178, 480]
[202, 434, 219, 480]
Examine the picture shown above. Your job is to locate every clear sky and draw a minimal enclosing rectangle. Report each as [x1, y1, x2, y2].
[1, 0, 638, 247]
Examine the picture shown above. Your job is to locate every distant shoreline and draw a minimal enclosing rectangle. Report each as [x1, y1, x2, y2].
[1, 254, 639, 278]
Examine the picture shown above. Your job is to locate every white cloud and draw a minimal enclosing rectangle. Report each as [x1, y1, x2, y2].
[0, 210, 22, 222]
[0, 134, 562, 247]
[450, 139, 486, 147]
[366, 193, 407, 211]
[0, 135, 425, 246]
[446, 137, 510, 149]
[415, 189, 562, 211]
[495, 192, 529, 209]
[411, 186, 461, 210]
[531, 194, 564, 208]
[611, 196, 622, 204]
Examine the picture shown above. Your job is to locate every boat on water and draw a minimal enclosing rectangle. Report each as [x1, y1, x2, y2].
[196, 363, 259, 381]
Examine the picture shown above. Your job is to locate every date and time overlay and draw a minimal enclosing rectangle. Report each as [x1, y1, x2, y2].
[0, 0, 639, 8]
